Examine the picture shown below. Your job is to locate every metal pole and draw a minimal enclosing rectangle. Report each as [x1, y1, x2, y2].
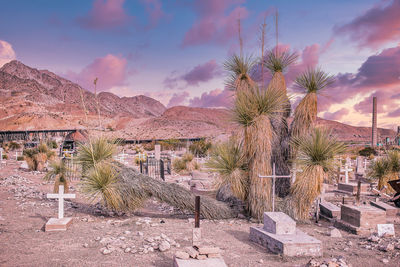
[195, 196, 200, 228]
[160, 159, 165, 181]
[272, 163, 276, 212]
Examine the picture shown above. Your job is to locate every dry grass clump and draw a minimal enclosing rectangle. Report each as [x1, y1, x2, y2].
[44, 160, 70, 193]
[23, 143, 55, 171]
[172, 153, 199, 173]
[77, 137, 233, 219]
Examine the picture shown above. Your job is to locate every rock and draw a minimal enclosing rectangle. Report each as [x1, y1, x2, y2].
[102, 249, 112, 255]
[161, 233, 168, 239]
[198, 246, 220, 255]
[382, 258, 389, 264]
[146, 237, 154, 243]
[185, 246, 199, 258]
[148, 247, 154, 252]
[196, 254, 207, 260]
[306, 259, 320, 267]
[368, 235, 380, 242]
[258, 259, 264, 264]
[124, 248, 131, 253]
[137, 231, 143, 237]
[384, 243, 394, 252]
[124, 230, 131, 235]
[95, 236, 101, 241]
[159, 241, 170, 252]
[83, 243, 89, 248]
[330, 228, 342, 238]
[175, 251, 190, 260]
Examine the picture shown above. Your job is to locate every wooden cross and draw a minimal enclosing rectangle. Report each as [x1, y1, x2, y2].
[363, 158, 369, 170]
[290, 163, 302, 184]
[259, 163, 291, 212]
[47, 185, 75, 219]
[340, 163, 353, 184]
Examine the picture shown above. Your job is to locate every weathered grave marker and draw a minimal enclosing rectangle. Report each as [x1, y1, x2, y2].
[259, 163, 291, 212]
[155, 144, 161, 160]
[340, 163, 353, 184]
[192, 196, 201, 246]
[377, 224, 395, 237]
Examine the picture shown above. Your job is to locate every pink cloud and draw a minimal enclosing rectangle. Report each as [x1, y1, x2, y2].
[167, 91, 190, 107]
[65, 54, 128, 91]
[140, 0, 167, 29]
[182, 0, 248, 47]
[0, 40, 16, 67]
[189, 88, 234, 108]
[323, 108, 349, 121]
[387, 108, 400, 118]
[334, 0, 400, 49]
[163, 60, 222, 89]
[77, 0, 132, 30]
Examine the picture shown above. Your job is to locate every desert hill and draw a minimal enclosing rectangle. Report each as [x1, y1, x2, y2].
[0, 60, 396, 142]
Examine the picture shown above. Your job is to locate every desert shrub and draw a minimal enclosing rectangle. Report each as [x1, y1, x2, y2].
[359, 147, 377, 157]
[189, 140, 212, 157]
[17, 155, 24, 161]
[47, 140, 58, 149]
[23, 143, 53, 171]
[106, 125, 114, 131]
[143, 141, 155, 151]
[173, 153, 198, 173]
[2, 154, 8, 160]
[159, 139, 181, 151]
[8, 142, 21, 151]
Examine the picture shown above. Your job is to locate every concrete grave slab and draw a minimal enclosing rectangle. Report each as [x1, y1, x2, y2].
[173, 257, 227, 267]
[337, 182, 369, 195]
[377, 224, 395, 237]
[319, 201, 340, 219]
[45, 217, 73, 232]
[370, 201, 398, 217]
[250, 227, 322, 257]
[263, 212, 296, 235]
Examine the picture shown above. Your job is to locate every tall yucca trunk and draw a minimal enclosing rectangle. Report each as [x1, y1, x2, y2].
[291, 165, 325, 220]
[268, 72, 291, 197]
[291, 92, 317, 139]
[245, 115, 274, 219]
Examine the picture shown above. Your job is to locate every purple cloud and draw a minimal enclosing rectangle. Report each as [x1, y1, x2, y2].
[189, 88, 234, 108]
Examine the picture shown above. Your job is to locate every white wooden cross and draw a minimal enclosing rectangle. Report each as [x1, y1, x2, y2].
[363, 158, 369, 170]
[47, 185, 75, 219]
[259, 163, 291, 212]
[340, 163, 353, 184]
[290, 162, 302, 184]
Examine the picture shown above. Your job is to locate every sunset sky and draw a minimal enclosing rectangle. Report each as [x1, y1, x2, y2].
[0, 0, 399, 129]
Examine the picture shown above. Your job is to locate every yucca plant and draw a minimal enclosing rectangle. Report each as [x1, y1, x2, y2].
[206, 138, 248, 202]
[77, 137, 233, 219]
[232, 85, 288, 219]
[224, 54, 257, 91]
[368, 151, 400, 193]
[263, 49, 298, 196]
[44, 160, 70, 193]
[290, 68, 335, 139]
[290, 128, 345, 220]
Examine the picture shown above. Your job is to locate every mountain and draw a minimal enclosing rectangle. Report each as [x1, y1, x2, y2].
[0, 60, 166, 130]
[0, 60, 396, 143]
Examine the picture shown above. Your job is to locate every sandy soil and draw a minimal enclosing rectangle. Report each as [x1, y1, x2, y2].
[0, 160, 400, 267]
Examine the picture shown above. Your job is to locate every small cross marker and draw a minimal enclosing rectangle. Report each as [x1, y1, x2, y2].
[47, 185, 75, 219]
[340, 163, 353, 184]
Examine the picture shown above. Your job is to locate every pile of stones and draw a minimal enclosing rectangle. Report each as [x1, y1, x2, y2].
[175, 244, 222, 260]
[306, 257, 351, 267]
[0, 175, 45, 200]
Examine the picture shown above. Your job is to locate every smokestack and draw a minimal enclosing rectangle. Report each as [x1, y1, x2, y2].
[372, 97, 377, 147]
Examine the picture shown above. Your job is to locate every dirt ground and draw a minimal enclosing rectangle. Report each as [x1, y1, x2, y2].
[1, 160, 400, 267]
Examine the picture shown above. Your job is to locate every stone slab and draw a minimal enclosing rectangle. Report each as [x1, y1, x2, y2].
[337, 183, 369, 195]
[45, 217, 73, 232]
[377, 224, 395, 237]
[173, 257, 227, 267]
[370, 201, 398, 217]
[249, 227, 322, 257]
[333, 219, 370, 235]
[319, 201, 340, 218]
[263, 212, 296, 235]
[340, 205, 386, 229]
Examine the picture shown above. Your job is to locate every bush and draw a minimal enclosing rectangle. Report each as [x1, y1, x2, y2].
[189, 140, 212, 157]
[23, 143, 53, 171]
[8, 142, 21, 151]
[17, 155, 24, 161]
[359, 147, 377, 157]
[47, 140, 58, 149]
[172, 153, 198, 173]
[2, 154, 8, 160]
[159, 139, 181, 151]
[143, 141, 155, 151]
[106, 125, 114, 131]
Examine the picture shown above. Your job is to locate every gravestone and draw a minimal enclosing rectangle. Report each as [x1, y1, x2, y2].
[155, 144, 161, 160]
[370, 201, 398, 217]
[250, 212, 322, 257]
[356, 156, 365, 175]
[45, 185, 75, 231]
[319, 201, 340, 219]
[334, 205, 386, 235]
[377, 224, 395, 237]
[337, 182, 369, 195]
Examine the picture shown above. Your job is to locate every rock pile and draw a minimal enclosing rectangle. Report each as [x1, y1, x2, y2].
[306, 257, 351, 267]
[175, 244, 222, 261]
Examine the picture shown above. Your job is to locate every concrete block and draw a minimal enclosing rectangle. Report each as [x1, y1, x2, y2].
[45, 217, 73, 232]
[263, 212, 296, 235]
[337, 183, 369, 195]
[173, 257, 227, 267]
[377, 224, 395, 237]
[340, 205, 386, 229]
[370, 201, 398, 217]
[319, 201, 340, 218]
[249, 227, 322, 257]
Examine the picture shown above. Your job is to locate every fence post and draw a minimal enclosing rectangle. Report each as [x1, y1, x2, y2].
[160, 159, 165, 181]
[145, 157, 149, 175]
[140, 160, 143, 174]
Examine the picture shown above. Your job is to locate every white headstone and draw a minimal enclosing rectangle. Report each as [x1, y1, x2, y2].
[340, 163, 353, 184]
[47, 185, 75, 219]
[356, 156, 364, 175]
[377, 224, 395, 237]
[155, 144, 161, 160]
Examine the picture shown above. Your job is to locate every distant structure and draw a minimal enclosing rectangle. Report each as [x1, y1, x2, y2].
[396, 126, 400, 146]
[372, 97, 377, 147]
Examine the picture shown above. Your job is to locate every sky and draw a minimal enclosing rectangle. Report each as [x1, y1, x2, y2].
[0, 0, 399, 129]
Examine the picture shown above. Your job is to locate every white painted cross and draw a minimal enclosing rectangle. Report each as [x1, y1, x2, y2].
[47, 185, 75, 219]
[259, 163, 291, 212]
[340, 163, 353, 184]
[290, 162, 302, 184]
[363, 158, 369, 170]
